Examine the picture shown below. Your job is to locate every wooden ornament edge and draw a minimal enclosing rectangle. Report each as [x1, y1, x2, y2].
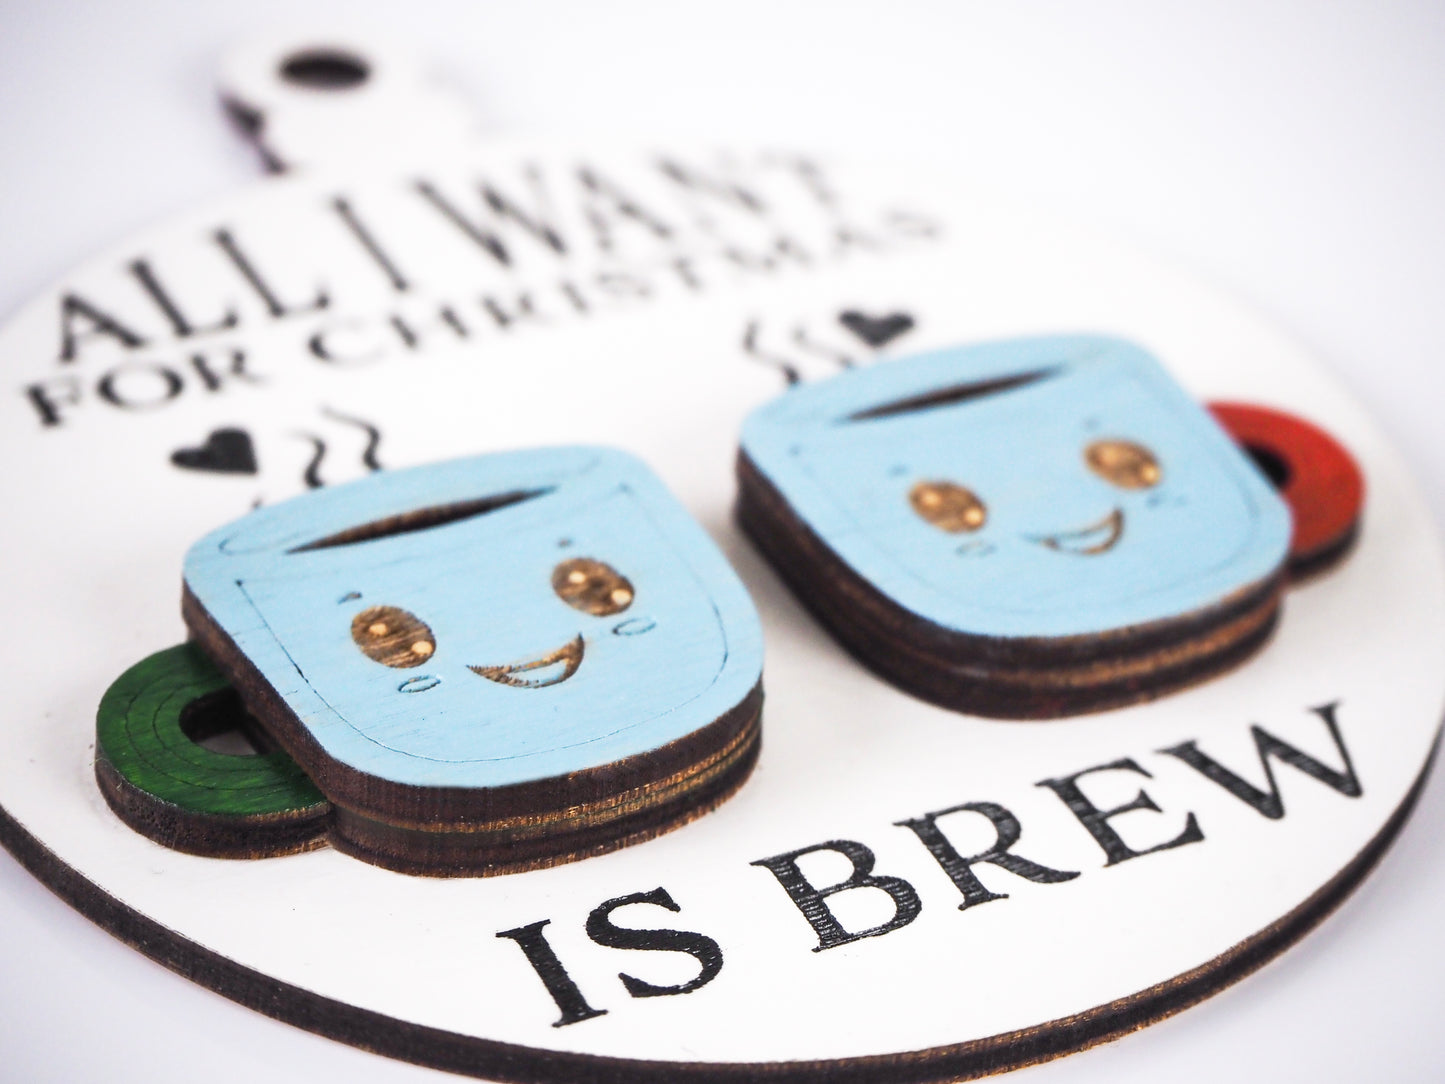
[0, 728, 1435, 1084]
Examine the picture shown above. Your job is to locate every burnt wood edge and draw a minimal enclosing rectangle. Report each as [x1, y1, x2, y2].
[736, 451, 1286, 716]
[94, 753, 330, 860]
[790, 567, 1278, 720]
[3, 729, 1435, 1083]
[328, 712, 761, 877]
[1288, 517, 1361, 583]
[742, 486, 1280, 717]
[183, 584, 763, 828]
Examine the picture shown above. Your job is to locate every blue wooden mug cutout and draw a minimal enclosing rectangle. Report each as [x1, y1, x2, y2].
[181, 447, 764, 874]
[737, 335, 1294, 718]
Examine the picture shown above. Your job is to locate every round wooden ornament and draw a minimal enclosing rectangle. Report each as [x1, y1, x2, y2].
[0, 31, 1440, 1084]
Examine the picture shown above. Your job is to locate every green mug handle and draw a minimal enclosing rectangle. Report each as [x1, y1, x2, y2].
[96, 643, 329, 858]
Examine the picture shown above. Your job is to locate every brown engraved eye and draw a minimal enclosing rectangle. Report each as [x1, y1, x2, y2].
[552, 557, 634, 616]
[351, 605, 436, 668]
[1086, 439, 1162, 489]
[909, 480, 987, 532]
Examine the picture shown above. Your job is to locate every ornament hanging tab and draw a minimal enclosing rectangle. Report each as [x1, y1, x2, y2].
[218, 32, 478, 172]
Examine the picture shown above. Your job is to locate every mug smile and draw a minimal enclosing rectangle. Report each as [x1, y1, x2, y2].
[1029, 508, 1125, 555]
[469, 635, 585, 688]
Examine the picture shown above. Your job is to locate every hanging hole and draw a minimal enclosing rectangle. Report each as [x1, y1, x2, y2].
[1245, 444, 1293, 489]
[178, 689, 269, 757]
[279, 49, 370, 90]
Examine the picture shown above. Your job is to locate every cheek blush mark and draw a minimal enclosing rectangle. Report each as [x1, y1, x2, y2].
[613, 617, 657, 636]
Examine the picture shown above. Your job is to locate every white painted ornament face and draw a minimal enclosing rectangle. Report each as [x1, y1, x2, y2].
[0, 29, 1439, 1084]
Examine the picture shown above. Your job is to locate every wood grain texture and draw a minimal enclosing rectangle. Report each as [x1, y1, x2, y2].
[179, 448, 765, 875]
[737, 336, 1295, 718]
[327, 688, 761, 876]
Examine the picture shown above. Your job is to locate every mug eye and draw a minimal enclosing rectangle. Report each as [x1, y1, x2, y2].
[1085, 439, 1161, 489]
[909, 480, 987, 532]
[553, 557, 634, 615]
[351, 606, 436, 668]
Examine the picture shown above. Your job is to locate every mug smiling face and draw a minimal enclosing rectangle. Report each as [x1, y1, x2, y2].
[745, 338, 1291, 642]
[236, 487, 729, 778]
[348, 557, 635, 690]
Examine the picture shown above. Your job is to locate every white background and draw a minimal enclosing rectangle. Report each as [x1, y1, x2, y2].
[1, 2, 1442, 1081]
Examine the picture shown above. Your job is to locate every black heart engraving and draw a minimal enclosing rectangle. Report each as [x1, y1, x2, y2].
[838, 309, 916, 348]
[171, 428, 258, 475]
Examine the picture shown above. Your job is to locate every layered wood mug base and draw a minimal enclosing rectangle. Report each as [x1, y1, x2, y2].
[738, 453, 1285, 719]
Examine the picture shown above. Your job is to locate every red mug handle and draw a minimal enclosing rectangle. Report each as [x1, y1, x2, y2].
[1209, 402, 1364, 578]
